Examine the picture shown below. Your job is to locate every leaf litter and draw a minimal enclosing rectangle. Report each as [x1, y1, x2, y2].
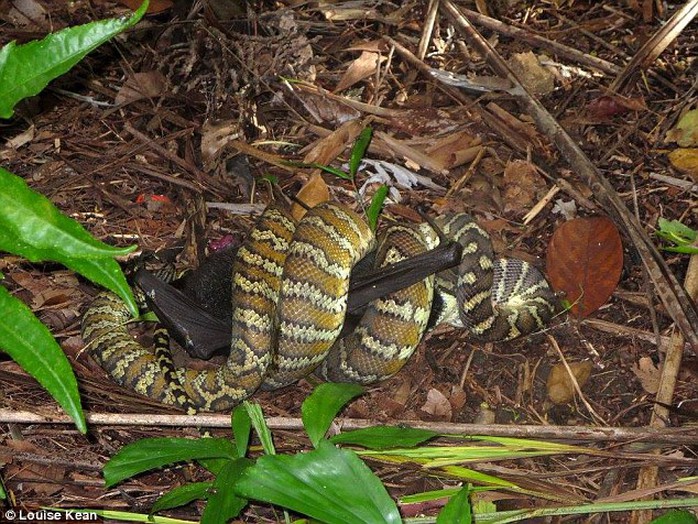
[0, 0, 697, 520]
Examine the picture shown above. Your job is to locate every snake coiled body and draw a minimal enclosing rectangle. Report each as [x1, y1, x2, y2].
[82, 201, 556, 412]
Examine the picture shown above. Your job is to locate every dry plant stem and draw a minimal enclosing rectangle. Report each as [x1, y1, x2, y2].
[548, 335, 607, 425]
[441, 0, 698, 350]
[124, 123, 206, 185]
[632, 251, 698, 523]
[583, 318, 690, 351]
[418, 0, 440, 60]
[452, 5, 621, 75]
[2, 410, 697, 445]
[609, 0, 698, 92]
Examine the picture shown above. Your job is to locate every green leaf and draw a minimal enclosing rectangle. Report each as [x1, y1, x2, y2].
[349, 127, 373, 179]
[104, 437, 238, 487]
[232, 405, 252, 457]
[650, 510, 698, 524]
[197, 458, 230, 476]
[151, 482, 213, 514]
[657, 218, 697, 246]
[330, 426, 437, 450]
[0, 0, 149, 118]
[0, 285, 85, 433]
[201, 458, 252, 524]
[0, 168, 135, 259]
[436, 486, 472, 524]
[366, 185, 388, 232]
[663, 244, 698, 255]
[0, 168, 138, 315]
[311, 162, 353, 180]
[302, 383, 364, 448]
[234, 440, 401, 524]
[243, 401, 276, 455]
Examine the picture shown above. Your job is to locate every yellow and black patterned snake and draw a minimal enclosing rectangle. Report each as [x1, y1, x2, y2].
[81, 201, 557, 412]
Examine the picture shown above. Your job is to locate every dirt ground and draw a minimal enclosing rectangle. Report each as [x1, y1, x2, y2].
[0, 0, 696, 521]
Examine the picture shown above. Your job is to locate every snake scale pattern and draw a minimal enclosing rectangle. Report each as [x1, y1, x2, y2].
[82, 201, 557, 412]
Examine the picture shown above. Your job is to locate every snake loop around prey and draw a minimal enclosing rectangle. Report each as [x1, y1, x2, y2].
[81, 201, 557, 412]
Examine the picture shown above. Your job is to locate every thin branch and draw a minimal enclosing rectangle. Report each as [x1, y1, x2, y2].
[1, 410, 696, 445]
[441, 0, 698, 350]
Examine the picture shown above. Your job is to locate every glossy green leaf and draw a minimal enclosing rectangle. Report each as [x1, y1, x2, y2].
[0, 285, 85, 433]
[330, 425, 437, 450]
[151, 482, 213, 514]
[367, 185, 388, 232]
[234, 440, 401, 524]
[657, 218, 697, 245]
[436, 486, 471, 524]
[650, 510, 698, 524]
[104, 437, 238, 487]
[197, 458, 230, 476]
[201, 458, 252, 524]
[663, 244, 698, 255]
[349, 127, 373, 179]
[243, 401, 275, 455]
[0, 168, 135, 259]
[302, 383, 364, 448]
[232, 404, 252, 457]
[0, 1, 149, 118]
[0, 168, 137, 315]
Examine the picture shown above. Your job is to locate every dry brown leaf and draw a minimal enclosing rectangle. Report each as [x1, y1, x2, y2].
[546, 361, 593, 404]
[585, 95, 647, 120]
[502, 159, 546, 214]
[507, 51, 555, 97]
[115, 71, 167, 105]
[201, 120, 240, 168]
[424, 130, 482, 170]
[667, 148, 698, 182]
[292, 173, 330, 220]
[631, 357, 660, 394]
[334, 51, 385, 93]
[546, 216, 623, 318]
[449, 384, 467, 412]
[420, 388, 452, 420]
[303, 119, 364, 165]
[290, 90, 360, 126]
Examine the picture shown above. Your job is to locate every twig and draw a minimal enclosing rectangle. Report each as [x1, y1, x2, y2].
[548, 335, 607, 426]
[609, 0, 698, 92]
[452, 6, 621, 75]
[634, 248, 698, 519]
[441, 0, 698, 351]
[0, 409, 696, 445]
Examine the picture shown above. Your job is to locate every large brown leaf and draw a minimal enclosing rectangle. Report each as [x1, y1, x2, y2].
[546, 216, 623, 318]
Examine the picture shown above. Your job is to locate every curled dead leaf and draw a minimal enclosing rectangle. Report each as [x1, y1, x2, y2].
[546, 216, 623, 318]
[292, 173, 330, 221]
[115, 71, 167, 106]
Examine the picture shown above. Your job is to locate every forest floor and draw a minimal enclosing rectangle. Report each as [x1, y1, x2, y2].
[0, 0, 696, 522]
